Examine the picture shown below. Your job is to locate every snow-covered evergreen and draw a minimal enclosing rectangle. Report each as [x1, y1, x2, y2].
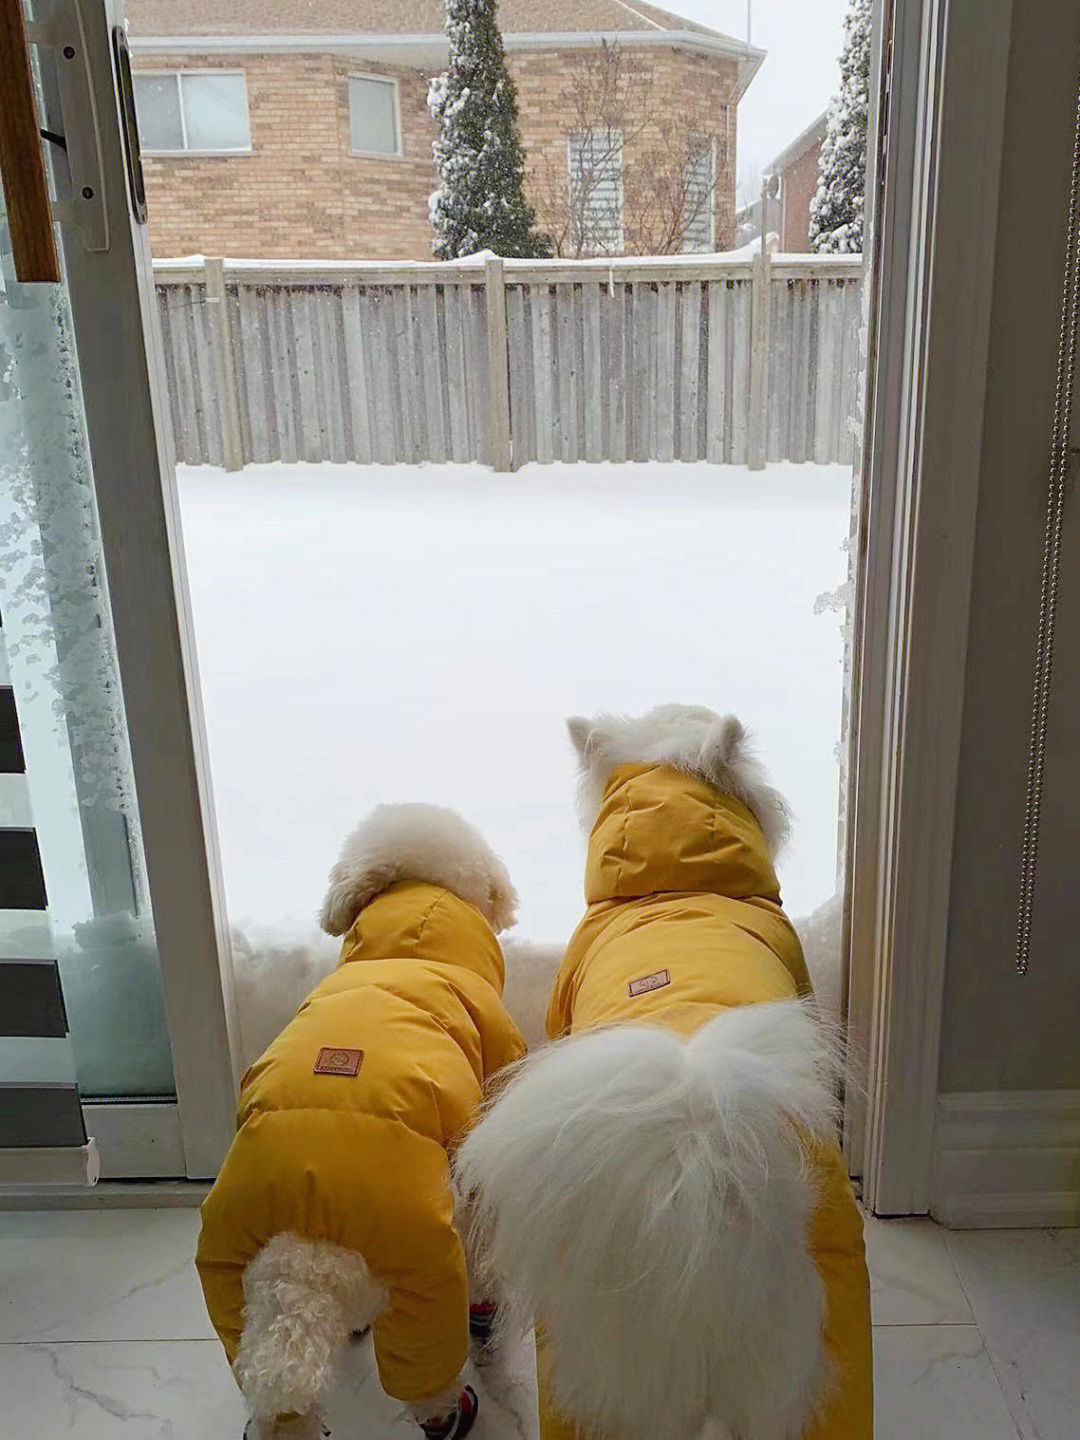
[429, 0, 552, 260]
[810, 0, 871, 254]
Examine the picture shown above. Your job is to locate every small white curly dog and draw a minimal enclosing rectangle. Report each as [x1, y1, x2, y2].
[202, 804, 523, 1440]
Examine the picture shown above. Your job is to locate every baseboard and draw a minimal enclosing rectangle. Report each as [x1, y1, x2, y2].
[932, 1090, 1080, 1228]
[0, 1180, 209, 1210]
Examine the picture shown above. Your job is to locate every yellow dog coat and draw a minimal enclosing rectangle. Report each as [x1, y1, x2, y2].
[196, 880, 526, 1406]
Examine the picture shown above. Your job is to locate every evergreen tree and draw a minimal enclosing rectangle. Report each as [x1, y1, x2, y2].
[429, 0, 552, 259]
[810, 0, 872, 253]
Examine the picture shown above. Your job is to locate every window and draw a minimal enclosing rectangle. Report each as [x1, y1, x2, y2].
[349, 75, 401, 156]
[682, 138, 716, 253]
[568, 127, 623, 254]
[133, 71, 251, 154]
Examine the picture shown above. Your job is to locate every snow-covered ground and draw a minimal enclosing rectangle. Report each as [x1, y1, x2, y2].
[177, 460, 851, 950]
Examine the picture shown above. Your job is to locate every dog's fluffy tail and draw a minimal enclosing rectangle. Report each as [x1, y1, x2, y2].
[235, 1235, 386, 1425]
[455, 998, 840, 1440]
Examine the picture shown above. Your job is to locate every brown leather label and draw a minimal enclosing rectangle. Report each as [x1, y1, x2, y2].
[314, 1047, 364, 1076]
[627, 969, 671, 997]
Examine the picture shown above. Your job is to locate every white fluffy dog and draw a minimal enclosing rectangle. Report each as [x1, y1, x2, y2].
[198, 804, 526, 1440]
[454, 706, 866, 1440]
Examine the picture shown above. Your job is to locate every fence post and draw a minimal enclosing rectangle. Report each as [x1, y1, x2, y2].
[204, 257, 245, 472]
[483, 253, 513, 472]
[747, 247, 772, 471]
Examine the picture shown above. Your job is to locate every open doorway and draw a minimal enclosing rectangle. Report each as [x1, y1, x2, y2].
[125, 0, 874, 1094]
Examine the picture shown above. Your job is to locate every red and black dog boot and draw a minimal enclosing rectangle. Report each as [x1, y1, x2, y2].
[468, 1301, 498, 1345]
[419, 1386, 478, 1440]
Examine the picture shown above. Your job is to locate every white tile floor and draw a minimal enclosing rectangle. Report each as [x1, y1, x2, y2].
[1, 1207, 1077, 1439]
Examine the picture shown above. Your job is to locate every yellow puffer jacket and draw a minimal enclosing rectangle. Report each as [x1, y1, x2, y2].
[196, 880, 526, 1406]
[542, 763, 874, 1440]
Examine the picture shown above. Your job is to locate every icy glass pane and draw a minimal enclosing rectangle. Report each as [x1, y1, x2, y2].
[182, 73, 251, 152]
[132, 74, 183, 152]
[349, 76, 398, 155]
[0, 203, 175, 1099]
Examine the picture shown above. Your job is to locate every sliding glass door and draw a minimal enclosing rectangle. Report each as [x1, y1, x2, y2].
[0, 0, 236, 1185]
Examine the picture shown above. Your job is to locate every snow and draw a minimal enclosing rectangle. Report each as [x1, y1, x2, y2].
[176, 460, 851, 948]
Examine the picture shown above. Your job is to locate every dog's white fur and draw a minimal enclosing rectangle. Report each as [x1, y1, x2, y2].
[319, 802, 518, 937]
[236, 1234, 387, 1426]
[235, 804, 516, 1433]
[567, 703, 792, 856]
[455, 706, 841, 1440]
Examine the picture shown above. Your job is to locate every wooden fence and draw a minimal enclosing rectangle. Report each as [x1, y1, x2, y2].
[152, 253, 864, 471]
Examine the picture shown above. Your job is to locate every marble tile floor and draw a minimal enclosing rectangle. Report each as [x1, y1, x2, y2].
[1, 1207, 1076, 1439]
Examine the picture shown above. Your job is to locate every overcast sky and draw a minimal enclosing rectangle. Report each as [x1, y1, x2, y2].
[656, 0, 851, 195]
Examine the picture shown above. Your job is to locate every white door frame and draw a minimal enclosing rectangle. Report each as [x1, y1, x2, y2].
[14, 0, 1017, 1199]
[846, 0, 1015, 1213]
[45, 0, 239, 1181]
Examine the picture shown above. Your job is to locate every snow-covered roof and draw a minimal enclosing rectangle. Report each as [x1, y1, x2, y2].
[124, 1, 766, 100]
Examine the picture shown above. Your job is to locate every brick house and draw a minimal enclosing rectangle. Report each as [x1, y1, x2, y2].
[770, 112, 827, 252]
[736, 111, 827, 253]
[124, 1, 763, 260]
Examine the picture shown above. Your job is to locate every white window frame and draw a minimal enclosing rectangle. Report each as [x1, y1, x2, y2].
[681, 135, 717, 253]
[134, 67, 252, 157]
[347, 72, 403, 159]
[567, 127, 624, 255]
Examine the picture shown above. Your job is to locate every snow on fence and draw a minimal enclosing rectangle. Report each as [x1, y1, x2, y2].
[152, 253, 864, 472]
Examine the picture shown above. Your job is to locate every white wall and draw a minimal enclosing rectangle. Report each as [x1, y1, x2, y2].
[939, 0, 1080, 1094]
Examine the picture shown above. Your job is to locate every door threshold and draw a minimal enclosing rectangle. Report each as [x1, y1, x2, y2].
[0, 1179, 210, 1210]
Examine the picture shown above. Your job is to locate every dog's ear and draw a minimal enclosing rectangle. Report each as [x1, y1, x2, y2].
[318, 860, 396, 936]
[486, 876, 519, 934]
[566, 716, 595, 762]
[700, 714, 746, 773]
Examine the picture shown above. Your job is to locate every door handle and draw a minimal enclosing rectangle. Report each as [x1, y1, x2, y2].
[26, 0, 109, 254]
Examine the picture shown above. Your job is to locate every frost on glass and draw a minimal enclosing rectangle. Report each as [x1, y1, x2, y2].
[0, 209, 174, 1097]
[803, 259, 871, 1019]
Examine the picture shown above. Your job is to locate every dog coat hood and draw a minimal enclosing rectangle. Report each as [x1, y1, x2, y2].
[548, 763, 812, 1040]
[336, 880, 507, 993]
[196, 879, 525, 1406]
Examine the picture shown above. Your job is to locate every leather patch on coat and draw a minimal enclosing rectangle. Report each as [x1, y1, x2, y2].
[627, 969, 671, 997]
[314, 1047, 364, 1076]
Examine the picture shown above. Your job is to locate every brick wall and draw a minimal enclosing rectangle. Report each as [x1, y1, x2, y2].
[513, 47, 739, 254]
[139, 54, 437, 258]
[135, 47, 740, 260]
[779, 139, 822, 253]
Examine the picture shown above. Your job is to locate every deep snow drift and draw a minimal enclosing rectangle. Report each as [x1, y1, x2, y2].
[176, 460, 851, 953]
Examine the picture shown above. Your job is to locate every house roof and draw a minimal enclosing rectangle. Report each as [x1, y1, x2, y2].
[767, 111, 828, 177]
[124, 1, 765, 99]
[125, 0, 725, 40]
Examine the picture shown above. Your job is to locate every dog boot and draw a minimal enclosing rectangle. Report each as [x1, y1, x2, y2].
[418, 1386, 478, 1440]
[469, 1301, 498, 1362]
